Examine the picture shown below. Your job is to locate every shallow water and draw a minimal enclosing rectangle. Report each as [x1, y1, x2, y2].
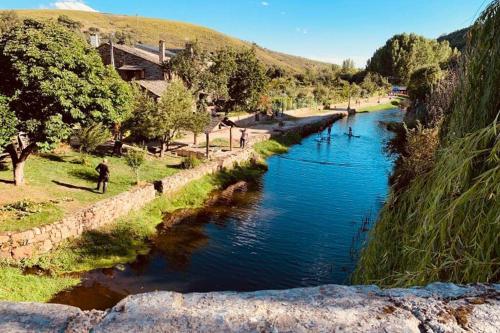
[51, 109, 404, 310]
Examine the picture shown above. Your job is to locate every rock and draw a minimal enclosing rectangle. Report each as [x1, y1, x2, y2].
[0, 302, 86, 333]
[1, 283, 498, 332]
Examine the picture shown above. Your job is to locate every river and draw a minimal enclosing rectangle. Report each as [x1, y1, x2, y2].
[51, 108, 404, 310]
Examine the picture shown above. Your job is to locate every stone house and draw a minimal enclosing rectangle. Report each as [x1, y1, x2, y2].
[97, 40, 178, 98]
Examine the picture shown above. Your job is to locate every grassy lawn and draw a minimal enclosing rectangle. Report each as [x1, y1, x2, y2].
[0, 162, 266, 303]
[357, 97, 405, 113]
[0, 150, 181, 232]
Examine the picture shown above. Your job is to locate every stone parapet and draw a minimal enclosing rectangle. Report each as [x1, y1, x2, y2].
[0, 283, 498, 332]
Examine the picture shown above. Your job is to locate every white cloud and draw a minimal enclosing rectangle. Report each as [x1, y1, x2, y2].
[295, 27, 308, 34]
[50, 0, 98, 12]
[261, 1, 269, 7]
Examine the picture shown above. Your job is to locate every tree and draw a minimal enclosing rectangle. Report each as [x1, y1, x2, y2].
[134, 80, 195, 157]
[0, 19, 133, 185]
[0, 10, 20, 34]
[341, 58, 356, 74]
[165, 41, 207, 91]
[407, 64, 443, 103]
[226, 48, 268, 112]
[187, 110, 210, 145]
[125, 148, 146, 185]
[0, 95, 17, 152]
[367, 33, 454, 84]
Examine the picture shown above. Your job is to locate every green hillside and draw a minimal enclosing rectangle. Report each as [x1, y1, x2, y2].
[438, 27, 469, 50]
[12, 9, 332, 73]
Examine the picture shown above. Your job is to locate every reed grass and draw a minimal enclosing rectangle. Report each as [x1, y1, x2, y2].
[354, 1, 500, 287]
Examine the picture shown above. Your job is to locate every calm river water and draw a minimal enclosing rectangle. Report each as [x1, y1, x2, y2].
[52, 108, 404, 310]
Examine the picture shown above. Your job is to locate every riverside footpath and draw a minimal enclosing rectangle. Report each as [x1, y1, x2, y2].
[0, 109, 347, 260]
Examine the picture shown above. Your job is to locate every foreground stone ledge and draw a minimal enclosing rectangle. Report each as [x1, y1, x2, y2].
[0, 283, 498, 332]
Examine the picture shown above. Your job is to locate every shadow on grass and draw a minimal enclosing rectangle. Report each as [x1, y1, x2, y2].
[0, 179, 14, 184]
[39, 153, 66, 163]
[68, 168, 99, 182]
[52, 180, 96, 193]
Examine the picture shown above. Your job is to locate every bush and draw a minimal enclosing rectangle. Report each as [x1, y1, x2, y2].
[180, 156, 201, 169]
[75, 123, 111, 154]
[125, 148, 146, 184]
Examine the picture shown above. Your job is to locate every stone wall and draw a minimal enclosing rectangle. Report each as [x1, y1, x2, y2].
[0, 113, 344, 260]
[0, 283, 498, 332]
[0, 185, 157, 260]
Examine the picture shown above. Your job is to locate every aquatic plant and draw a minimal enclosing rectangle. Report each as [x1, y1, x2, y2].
[354, 1, 500, 287]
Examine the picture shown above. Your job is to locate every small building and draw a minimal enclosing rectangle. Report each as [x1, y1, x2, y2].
[97, 40, 180, 98]
[391, 86, 408, 95]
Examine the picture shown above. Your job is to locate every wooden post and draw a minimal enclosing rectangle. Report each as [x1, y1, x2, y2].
[205, 132, 209, 158]
[229, 127, 233, 151]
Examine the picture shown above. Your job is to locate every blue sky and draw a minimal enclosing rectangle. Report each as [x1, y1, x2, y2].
[1, 0, 489, 66]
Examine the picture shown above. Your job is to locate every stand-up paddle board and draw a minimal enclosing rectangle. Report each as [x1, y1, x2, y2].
[344, 133, 361, 138]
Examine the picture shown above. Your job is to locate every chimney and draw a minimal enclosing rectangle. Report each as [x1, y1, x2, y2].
[89, 33, 100, 48]
[159, 40, 165, 63]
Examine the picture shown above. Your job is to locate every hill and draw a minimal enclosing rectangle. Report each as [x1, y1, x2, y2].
[12, 9, 332, 74]
[437, 27, 469, 50]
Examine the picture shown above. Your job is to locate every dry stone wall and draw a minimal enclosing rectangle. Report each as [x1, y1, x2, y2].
[0, 113, 344, 260]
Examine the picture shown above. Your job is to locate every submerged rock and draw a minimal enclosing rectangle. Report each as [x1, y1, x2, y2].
[0, 283, 498, 332]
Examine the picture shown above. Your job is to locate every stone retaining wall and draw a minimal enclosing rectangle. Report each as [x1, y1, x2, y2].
[1, 283, 498, 332]
[0, 185, 157, 260]
[0, 113, 344, 260]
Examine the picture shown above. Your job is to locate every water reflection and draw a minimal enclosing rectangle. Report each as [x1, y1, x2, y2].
[51, 109, 404, 310]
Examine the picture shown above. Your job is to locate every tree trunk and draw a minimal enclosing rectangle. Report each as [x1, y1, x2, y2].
[13, 161, 25, 186]
[160, 142, 165, 157]
[6, 141, 35, 186]
[193, 133, 197, 145]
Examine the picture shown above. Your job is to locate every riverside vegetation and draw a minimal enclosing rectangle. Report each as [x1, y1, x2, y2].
[0, 1, 497, 304]
[354, 1, 499, 287]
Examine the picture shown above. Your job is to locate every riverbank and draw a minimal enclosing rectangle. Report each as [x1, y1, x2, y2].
[2, 283, 498, 332]
[0, 111, 346, 303]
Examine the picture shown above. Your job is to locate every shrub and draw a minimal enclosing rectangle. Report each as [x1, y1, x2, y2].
[75, 123, 111, 154]
[180, 156, 201, 169]
[125, 148, 146, 184]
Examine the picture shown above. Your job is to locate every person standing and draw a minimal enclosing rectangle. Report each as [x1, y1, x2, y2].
[95, 159, 110, 194]
[240, 129, 249, 148]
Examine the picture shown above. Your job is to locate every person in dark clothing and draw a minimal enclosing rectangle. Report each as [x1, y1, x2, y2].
[240, 129, 249, 148]
[327, 124, 332, 136]
[95, 159, 110, 193]
[348, 126, 353, 136]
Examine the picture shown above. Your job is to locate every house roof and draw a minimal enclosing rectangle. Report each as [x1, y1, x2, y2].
[100, 43, 162, 65]
[134, 44, 182, 59]
[118, 65, 145, 71]
[136, 80, 170, 97]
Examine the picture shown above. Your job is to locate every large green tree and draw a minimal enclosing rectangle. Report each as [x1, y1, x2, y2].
[0, 19, 133, 185]
[226, 48, 268, 112]
[367, 33, 454, 84]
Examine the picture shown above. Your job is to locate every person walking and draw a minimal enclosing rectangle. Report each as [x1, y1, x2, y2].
[95, 159, 110, 194]
[240, 128, 249, 148]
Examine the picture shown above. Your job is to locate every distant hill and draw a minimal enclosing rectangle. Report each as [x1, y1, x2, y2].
[438, 27, 470, 51]
[12, 9, 333, 74]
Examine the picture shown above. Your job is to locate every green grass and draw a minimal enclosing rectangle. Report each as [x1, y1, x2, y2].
[253, 132, 302, 157]
[0, 161, 267, 302]
[357, 98, 403, 113]
[0, 265, 79, 302]
[0, 151, 180, 232]
[13, 9, 333, 74]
